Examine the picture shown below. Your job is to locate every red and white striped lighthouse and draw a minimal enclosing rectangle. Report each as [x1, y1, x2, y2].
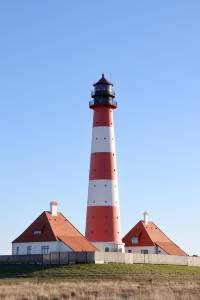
[85, 74, 124, 252]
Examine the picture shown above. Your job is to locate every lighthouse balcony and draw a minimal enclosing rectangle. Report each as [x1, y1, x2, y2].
[89, 99, 117, 108]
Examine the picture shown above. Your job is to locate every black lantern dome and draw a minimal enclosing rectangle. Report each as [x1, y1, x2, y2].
[89, 74, 117, 109]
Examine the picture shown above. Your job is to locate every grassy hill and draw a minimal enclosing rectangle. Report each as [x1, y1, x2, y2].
[1, 263, 200, 279]
[0, 264, 200, 299]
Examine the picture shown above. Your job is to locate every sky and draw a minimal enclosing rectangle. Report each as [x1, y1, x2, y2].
[0, 1, 199, 255]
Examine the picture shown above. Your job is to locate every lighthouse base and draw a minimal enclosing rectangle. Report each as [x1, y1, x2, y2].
[92, 242, 125, 253]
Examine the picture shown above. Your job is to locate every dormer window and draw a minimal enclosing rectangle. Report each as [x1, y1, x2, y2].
[33, 230, 42, 235]
[131, 236, 139, 244]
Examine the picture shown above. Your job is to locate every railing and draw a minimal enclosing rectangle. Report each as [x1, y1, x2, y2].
[0, 253, 200, 266]
[0, 252, 95, 265]
[89, 99, 117, 108]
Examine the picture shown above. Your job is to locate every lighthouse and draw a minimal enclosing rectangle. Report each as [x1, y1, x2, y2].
[85, 74, 124, 252]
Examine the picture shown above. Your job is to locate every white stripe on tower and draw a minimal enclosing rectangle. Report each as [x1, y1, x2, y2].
[91, 126, 116, 153]
[87, 179, 119, 206]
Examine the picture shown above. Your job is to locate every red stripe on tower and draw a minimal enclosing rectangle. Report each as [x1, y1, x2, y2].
[89, 153, 117, 180]
[85, 74, 124, 252]
[93, 107, 113, 127]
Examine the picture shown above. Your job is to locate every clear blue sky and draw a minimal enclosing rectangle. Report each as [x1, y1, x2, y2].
[0, 1, 199, 255]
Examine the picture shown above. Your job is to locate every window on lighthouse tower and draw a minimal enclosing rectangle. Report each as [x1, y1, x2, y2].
[95, 84, 106, 91]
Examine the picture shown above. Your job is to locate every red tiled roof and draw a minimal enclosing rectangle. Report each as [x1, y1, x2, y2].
[13, 211, 97, 252]
[122, 221, 154, 247]
[155, 242, 186, 256]
[58, 236, 96, 252]
[122, 220, 187, 256]
[12, 212, 56, 243]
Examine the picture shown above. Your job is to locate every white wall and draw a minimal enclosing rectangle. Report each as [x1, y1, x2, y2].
[12, 241, 72, 255]
[94, 241, 125, 253]
[94, 252, 191, 265]
[125, 246, 167, 255]
[157, 247, 167, 254]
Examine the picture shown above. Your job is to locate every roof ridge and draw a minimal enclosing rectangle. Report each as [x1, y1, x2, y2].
[151, 221, 185, 251]
[141, 221, 156, 246]
[152, 222, 183, 248]
[44, 211, 59, 241]
[58, 212, 90, 242]
[12, 211, 46, 243]
[122, 220, 142, 240]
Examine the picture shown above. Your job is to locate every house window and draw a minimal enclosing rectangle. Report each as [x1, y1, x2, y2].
[131, 237, 139, 244]
[27, 246, 32, 255]
[155, 246, 162, 254]
[41, 246, 50, 254]
[16, 247, 19, 255]
[105, 247, 109, 252]
[33, 230, 42, 235]
[141, 249, 148, 254]
[128, 249, 132, 253]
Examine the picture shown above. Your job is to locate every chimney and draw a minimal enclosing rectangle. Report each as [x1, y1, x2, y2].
[143, 211, 149, 225]
[50, 201, 58, 217]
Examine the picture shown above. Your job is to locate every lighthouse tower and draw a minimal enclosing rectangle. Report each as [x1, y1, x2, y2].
[85, 74, 124, 252]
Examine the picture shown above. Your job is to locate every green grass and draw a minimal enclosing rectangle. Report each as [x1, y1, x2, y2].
[0, 263, 200, 281]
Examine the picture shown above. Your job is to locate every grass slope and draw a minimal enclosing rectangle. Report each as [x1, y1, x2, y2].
[0, 264, 200, 299]
[0, 263, 200, 280]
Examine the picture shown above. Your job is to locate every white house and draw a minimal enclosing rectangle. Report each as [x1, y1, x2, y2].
[12, 201, 96, 255]
[122, 212, 187, 256]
